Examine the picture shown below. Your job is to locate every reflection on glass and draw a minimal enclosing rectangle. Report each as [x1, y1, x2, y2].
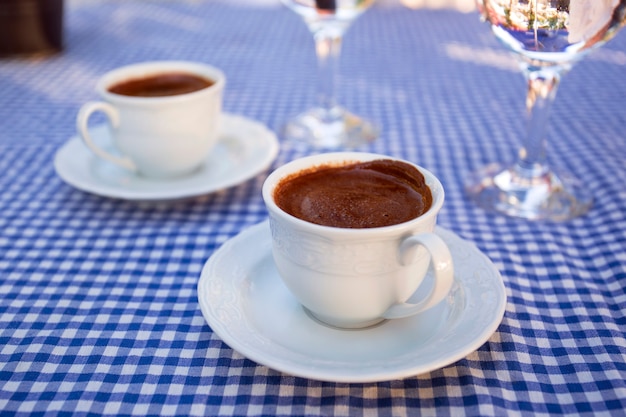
[466, 0, 626, 220]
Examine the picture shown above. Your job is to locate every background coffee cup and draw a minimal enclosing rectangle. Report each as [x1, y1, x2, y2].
[262, 152, 454, 329]
[76, 61, 225, 178]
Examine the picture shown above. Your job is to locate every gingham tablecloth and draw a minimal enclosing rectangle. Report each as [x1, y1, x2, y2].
[1, 1, 625, 416]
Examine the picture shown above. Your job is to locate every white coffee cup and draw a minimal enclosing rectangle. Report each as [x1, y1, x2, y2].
[76, 61, 225, 178]
[262, 152, 454, 329]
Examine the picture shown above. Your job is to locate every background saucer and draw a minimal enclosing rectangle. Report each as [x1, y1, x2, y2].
[54, 114, 279, 201]
[198, 221, 507, 383]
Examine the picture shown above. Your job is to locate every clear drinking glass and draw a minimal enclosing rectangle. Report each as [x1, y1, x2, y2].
[282, 0, 378, 149]
[466, 1, 625, 221]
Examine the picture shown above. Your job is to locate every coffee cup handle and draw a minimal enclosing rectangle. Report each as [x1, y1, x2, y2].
[76, 101, 137, 172]
[382, 232, 454, 319]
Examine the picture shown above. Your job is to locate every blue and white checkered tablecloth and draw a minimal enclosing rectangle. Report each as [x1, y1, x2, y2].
[1, 0, 625, 415]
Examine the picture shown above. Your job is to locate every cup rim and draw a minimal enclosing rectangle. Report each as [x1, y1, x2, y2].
[262, 152, 445, 236]
[96, 60, 225, 104]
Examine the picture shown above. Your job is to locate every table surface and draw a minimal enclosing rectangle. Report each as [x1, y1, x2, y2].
[1, 0, 625, 416]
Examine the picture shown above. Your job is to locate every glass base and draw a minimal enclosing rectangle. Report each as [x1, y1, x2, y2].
[282, 106, 378, 149]
[465, 163, 593, 221]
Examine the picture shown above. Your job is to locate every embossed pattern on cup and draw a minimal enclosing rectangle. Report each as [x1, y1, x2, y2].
[269, 216, 431, 276]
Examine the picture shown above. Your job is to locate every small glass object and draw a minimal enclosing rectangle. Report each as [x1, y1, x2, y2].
[282, 0, 378, 149]
[467, 0, 625, 221]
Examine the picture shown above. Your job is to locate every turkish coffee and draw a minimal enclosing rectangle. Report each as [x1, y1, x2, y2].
[108, 72, 214, 97]
[274, 159, 432, 229]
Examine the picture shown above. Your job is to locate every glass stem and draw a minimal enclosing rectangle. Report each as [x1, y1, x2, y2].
[313, 28, 343, 113]
[516, 69, 561, 177]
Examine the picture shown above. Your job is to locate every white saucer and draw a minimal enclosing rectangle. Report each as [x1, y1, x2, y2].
[198, 221, 507, 383]
[54, 114, 279, 201]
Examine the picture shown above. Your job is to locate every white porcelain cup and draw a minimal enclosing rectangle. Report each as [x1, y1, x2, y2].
[76, 61, 225, 178]
[262, 152, 454, 329]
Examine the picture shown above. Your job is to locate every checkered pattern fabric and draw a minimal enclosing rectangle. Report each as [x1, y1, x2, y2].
[1, 1, 625, 415]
